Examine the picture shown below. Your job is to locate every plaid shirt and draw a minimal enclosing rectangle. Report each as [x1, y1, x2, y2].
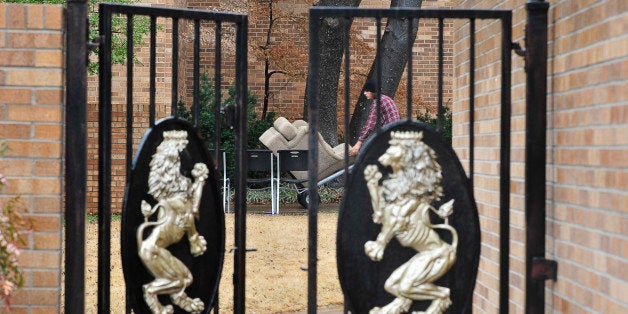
[358, 94, 400, 142]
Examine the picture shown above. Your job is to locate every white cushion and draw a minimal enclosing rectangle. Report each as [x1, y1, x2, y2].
[293, 119, 308, 128]
[274, 117, 297, 140]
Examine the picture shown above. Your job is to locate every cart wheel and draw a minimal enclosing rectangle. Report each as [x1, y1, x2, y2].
[297, 191, 309, 209]
[297, 191, 320, 209]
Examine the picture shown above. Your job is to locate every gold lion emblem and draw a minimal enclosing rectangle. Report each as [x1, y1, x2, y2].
[364, 131, 458, 314]
[137, 130, 208, 314]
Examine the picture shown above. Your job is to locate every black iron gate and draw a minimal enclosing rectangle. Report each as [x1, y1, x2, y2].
[305, 7, 512, 313]
[65, 1, 551, 314]
[305, 4, 550, 314]
[65, 3, 251, 313]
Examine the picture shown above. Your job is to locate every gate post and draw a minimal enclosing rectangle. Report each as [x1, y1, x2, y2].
[524, 0, 555, 313]
[65, 0, 89, 312]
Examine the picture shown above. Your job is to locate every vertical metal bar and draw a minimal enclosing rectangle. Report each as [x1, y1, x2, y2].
[525, 1, 549, 312]
[213, 294, 220, 314]
[307, 10, 320, 314]
[193, 19, 200, 127]
[233, 17, 248, 314]
[212, 19, 223, 314]
[65, 0, 88, 312]
[149, 16, 156, 127]
[126, 15, 134, 177]
[499, 12, 513, 314]
[437, 17, 444, 133]
[343, 17, 350, 176]
[172, 18, 179, 117]
[97, 4, 113, 314]
[406, 17, 413, 120]
[375, 18, 382, 129]
[214, 21, 222, 152]
[342, 17, 351, 312]
[469, 19, 476, 187]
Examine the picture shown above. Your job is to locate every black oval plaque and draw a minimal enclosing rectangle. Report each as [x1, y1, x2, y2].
[338, 120, 480, 313]
[121, 117, 224, 314]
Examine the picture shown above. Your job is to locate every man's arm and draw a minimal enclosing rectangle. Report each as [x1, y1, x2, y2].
[350, 102, 378, 156]
[359, 102, 378, 142]
[349, 140, 362, 156]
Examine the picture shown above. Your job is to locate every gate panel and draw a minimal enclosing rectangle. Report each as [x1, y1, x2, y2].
[307, 7, 513, 313]
[65, 3, 249, 313]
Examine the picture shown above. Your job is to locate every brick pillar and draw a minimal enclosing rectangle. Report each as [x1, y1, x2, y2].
[0, 3, 65, 312]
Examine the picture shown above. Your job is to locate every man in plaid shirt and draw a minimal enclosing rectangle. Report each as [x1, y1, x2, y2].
[349, 80, 400, 156]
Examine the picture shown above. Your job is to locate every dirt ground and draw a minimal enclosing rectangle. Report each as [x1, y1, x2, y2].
[83, 209, 344, 313]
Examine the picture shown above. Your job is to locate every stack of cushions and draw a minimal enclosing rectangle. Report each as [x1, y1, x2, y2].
[259, 117, 352, 183]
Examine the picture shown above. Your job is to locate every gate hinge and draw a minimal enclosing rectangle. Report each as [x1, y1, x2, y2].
[512, 42, 525, 57]
[88, 35, 103, 52]
[532, 257, 557, 281]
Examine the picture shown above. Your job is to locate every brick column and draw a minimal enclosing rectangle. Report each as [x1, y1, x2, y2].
[0, 3, 64, 312]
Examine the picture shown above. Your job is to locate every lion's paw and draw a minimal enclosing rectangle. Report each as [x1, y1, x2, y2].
[372, 211, 382, 223]
[370, 297, 412, 314]
[370, 307, 383, 314]
[190, 234, 207, 256]
[364, 165, 382, 183]
[185, 298, 204, 313]
[364, 240, 384, 261]
[163, 305, 174, 314]
[192, 163, 209, 181]
[171, 292, 205, 313]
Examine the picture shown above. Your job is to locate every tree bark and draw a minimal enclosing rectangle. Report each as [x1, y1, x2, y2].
[304, 0, 361, 147]
[304, 0, 421, 146]
[348, 0, 422, 144]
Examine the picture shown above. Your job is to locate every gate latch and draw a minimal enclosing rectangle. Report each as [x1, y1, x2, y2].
[221, 105, 237, 130]
[228, 246, 258, 253]
[88, 35, 103, 52]
[532, 257, 557, 281]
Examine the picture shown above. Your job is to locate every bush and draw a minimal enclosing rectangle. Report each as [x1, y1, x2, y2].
[239, 184, 343, 205]
[416, 104, 452, 144]
[178, 74, 275, 178]
[0, 143, 32, 310]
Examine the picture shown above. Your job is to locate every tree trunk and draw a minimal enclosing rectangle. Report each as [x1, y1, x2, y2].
[304, 0, 361, 147]
[348, 0, 422, 144]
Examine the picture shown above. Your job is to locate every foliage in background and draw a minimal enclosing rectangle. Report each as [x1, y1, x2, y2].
[7, 0, 150, 74]
[416, 104, 453, 144]
[239, 185, 343, 205]
[0, 143, 32, 310]
[87, 1, 151, 74]
[178, 74, 275, 178]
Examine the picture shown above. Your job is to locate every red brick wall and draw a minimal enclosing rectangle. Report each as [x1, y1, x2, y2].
[85, 0, 454, 213]
[0, 3, 64, 312]
[453, 0, 627, 313]
[452, 2, 527, 311]
[186, 0, 453, 126]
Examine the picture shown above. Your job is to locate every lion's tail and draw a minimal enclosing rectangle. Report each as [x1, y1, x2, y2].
[422, 205, 459, 250]
[430, 223, 459, 251]
[136, 204, 168, 249]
